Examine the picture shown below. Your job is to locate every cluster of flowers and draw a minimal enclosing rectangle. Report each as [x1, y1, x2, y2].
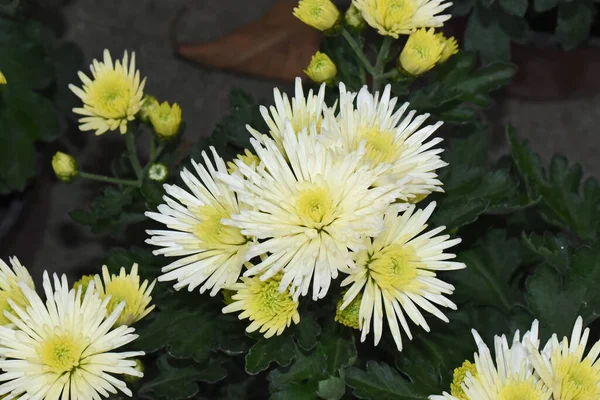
[0, 257, 155, 398]
[430, 317, 600, 399]
[146, 76, 465, 348]
[296, 0, 458, 83]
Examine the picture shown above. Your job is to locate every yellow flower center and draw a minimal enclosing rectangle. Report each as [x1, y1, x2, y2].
[451, 360, 478, 400]
[554, 353, 600, 400]
[367, 244, 422, 292]
[335, 292, 362, 330]
[39, 334, 86, 374]
[296, 186, 335, 226]
[497, 380, 547, 400]
[256, 279, 297, 318]
[381, 0, 416, 28]
[354, 126, 403, 166]
[192, 204, 247, 247]
[87, 71, 134, 118]
[0, 287, 32, 326]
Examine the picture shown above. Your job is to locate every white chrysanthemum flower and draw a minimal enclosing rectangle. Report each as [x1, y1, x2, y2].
[430, 320, 550, 400]
[219, 125, 401, 300]
[353, 0, 452, 38]
[0, 256, 35, 326]
[527, 316, 600, 400]
[251, 77, 326, 152]
[321, 83, 447, 203]
[69, 49, 146, 135]
[145, 148, 251, 296]
[0, 272, 143, 399]
[339, 202, 464, 351]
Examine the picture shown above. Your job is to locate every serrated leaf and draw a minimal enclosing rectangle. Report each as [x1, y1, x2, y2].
[499, 0, 527, 16]
[453, 230, 522, 312]
[346, 361, 430, 399]
[245, 333, 297, 375]
[319, 328, 357, 375]
[294, 312, 322, 351]
[138, 355, 227, 400]
[317, 377, 346, 400]
[557, 1, 594, 50]
[464, 6, 511, 62]
[522, 232, 570, 275]
[533, 0, 559, 12]
[268, 349, 326, 391]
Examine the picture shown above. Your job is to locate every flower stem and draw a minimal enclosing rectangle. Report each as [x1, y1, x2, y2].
[140, 141, 166, 180]
[125, 131, 143, 178]
[372, 36, 393, 93]
[342, 29, 374, 74]
[80, 172, 140, 187]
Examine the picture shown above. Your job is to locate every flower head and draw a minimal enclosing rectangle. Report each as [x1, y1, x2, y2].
[94, 264, 156, 327]
[145, 148, 252, 296]
[73, 274, 95, 294]
[353, 0, 452, 38]
[0, 272, 143, 398]
[150, 101, 182, 140]
[222, 274, 300, 338]
[304, 51, 337, 84]
[148, 162, 169, 182]
[321, 83, 447, 202]
[294, 0, 341, 32]
[0, 257, 35, 326]
[437, 32, 458, 63]
[399, 28, 443, 76]
[251, 77, 326, 154]
[450, 360, 478, 399]
[340, 202, 465, 350]
[345, 3, 367, 31]
[69, 49, 146, 135]
[220, 126, 401, 300]
[335, 291, 362, 330]
[139, 94, 159, 123]
[0, 71, 6, 85]
[227, 149, 261, 174]
[52, 151, 79, 183]
[527, 316, 600, 400]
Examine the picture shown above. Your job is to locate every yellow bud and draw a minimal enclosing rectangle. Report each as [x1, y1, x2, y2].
[149, 101, 182, 140]
[139, 94, 159, 123]
[398, 28, 443, 76]
[436, 32, 459, 63]
[450, 360, 478, 400]
[345, 3, 366, 31]
[227, 149, 261, 174]
[335, 291, 362, 330]
[304, 51, 337, 84]
[51, 152, 79, 183]
[293, 0, 341, 32]
[148, 163, 169, 182]
[124, 359, 145, 385]
[73, 275, 95, 295]
[0, 71, 6, 85]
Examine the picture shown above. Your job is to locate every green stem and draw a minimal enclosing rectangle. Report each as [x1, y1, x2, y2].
[125, 131, 143, 178]
[149, 133, 156, 160]
[372, 36, 393, 93]
[140, 142, 166, 180]
[342, 29, 373, 74]
[80, 172, 139, 187]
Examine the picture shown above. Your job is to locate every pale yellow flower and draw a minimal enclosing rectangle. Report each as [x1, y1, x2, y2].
[139, 94, 159, 123]
[294, 0, 341, 32]
[0, 71, 6, 85]
[0, 257, 35, 326]
[399, 28, 443, 76]
[304, 51, 337, 84]
[436, 32, 459, 63]
[345, 3, 367, 31]
[335, 291, 361, 330]
[353, 0, 452, 38]
[51, 151, 79, 183]
[69, 49, 146, 135]
[149, 101, 182, 140]
[227, 149, 261, 174]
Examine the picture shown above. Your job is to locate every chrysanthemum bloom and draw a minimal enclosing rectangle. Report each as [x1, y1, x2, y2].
[293, 0, 341, 32]
[0, 257, 35, 326]
[0, 272, 143, 399]
[226, 149, 261, 174]
[321, 83, 447, 203]
[222, 274, 300, 338]
[69, 49, 146, 135]
[399, 28, 443, 76]
[220, 126, 401, 300]
[94, 264, 156, 327]
[339, 202, 464, 350]
[430, 320, 550, 400]
[335, 291, 362, 330]
[436, 32, 458, 63]
[149, 101, 182, 140]
[73, 274, 95, 293]
[304, 51, 337, 85]
[250, 77, 326, 154]
[345, 3, 367, 31]
[51, 151, 79, 183]
[139, 94, 159, 123]
[527, 316, 600, 400]
[0, 71, 6, 85]
[146, 148, 252, 296]
[353, 0, 452, 38]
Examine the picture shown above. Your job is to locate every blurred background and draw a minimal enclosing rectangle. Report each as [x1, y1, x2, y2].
[1, 0, 599, 281]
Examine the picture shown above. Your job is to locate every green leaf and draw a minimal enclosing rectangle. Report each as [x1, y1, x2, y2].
[346, 361, 430, 399]
[268, 349, 326, 393]
[464, 6, 511, 62]
[138, 355, 227, 400]
[522, 232, 570, 275]
[317, 377, 346, 400]
[534, 0, 559, 12]
[141, 179, 167, 211]
[294, 312, 322, 351]
[526, 245, 600, 340]
[499, 0, 528, 16]
[507, 127, 600, 240]
[557, 1, 594, 50]
[103, 246, 164, 281]
[453, 230, 522, 312]
[451, 0, 475, 15]
[245, 333, 297, 375]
